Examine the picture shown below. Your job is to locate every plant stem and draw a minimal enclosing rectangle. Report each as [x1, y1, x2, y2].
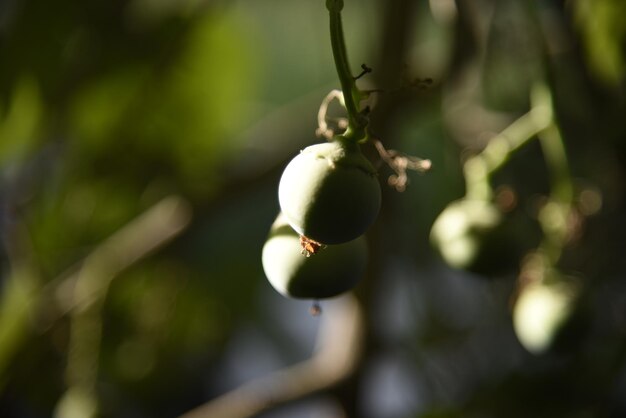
[463, 83, 574, 265]
[533, 85, 574, 264]
[326, 0, 367, 142]
[532, 86, 573, 206]
[463, 106, 551, 200]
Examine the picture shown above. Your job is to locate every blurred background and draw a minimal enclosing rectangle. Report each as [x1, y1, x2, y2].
[1, 0, 625, 417]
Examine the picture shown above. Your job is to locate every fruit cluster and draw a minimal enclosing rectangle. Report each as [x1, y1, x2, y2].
[262, 139, 381, 300]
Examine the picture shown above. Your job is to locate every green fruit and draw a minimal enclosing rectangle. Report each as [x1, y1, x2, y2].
[278, 140, 381, 245]
[262, 213, 367, 299]
[513, 278, 579, 354]
[430, 198, 522, 275]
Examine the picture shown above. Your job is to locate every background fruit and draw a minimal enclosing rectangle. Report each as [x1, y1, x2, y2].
[430, 198, 526, 275]
[513, 278, 579, 354]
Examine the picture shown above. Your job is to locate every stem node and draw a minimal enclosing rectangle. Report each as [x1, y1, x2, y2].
[327, 0, 368, 143]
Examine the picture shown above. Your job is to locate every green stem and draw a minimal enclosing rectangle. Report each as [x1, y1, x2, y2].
[326, 0, 367, 142]
[463, 83, 574, 266]
[533, 85, 574, 264]
[532, 86, 573, 206]
[464, 104, 551, 200]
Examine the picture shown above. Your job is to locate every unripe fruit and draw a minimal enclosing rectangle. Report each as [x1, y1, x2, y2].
[262, 213, 367, 299]
[513, 278, 579, 354]
[278, 140, 381, 245]
[430, 198, 512, 275]
[430, 199, 501, 268]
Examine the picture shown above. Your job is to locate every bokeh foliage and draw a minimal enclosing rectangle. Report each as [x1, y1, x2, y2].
[0, 0, 625, 417]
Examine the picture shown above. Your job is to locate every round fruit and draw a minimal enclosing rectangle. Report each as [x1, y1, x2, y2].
[430, 199, 501, 268]
[513, 279, 578, 354]
[430, 198, 513, 275]
[262, 213, 367, 299]
[278, 140, 381, 245]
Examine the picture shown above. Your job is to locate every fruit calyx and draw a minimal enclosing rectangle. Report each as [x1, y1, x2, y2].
[308, 139, 377, 177]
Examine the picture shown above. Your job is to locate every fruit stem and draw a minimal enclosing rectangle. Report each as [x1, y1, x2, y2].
[533, 85, 574, 264]
[532, 85, 573, 207]
[464, 83, 574, 266]
[326, 0, 368, 143]
[463, 96, 552, 200]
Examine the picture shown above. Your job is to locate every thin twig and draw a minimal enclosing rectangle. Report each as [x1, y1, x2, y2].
[177, 295, 364, 418]
[0, 196, 192, 405]
[373, 139, 432, 192]
[316, 89, 348, 140]
[42, 196, 192, 326]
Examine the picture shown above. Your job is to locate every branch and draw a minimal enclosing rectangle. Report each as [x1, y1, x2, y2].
[177, 294, 364, 418]
[50, 195, 192, 319]
[0, 195, 192, 394]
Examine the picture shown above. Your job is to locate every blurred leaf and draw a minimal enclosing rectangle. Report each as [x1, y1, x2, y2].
[573, 0, 626, 85]
[68, 67, 149, 153]
[0, 265, 39, 388]
[482, 0, 543, 111]
[0, 76, 42, 166]
[27, 177, 142, 274]
[130, 10, 261, 193]
[66, 8, 261, 196]
[53, 387, 98, 418]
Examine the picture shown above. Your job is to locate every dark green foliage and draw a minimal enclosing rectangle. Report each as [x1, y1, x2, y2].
[0, 0, 625, 417]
